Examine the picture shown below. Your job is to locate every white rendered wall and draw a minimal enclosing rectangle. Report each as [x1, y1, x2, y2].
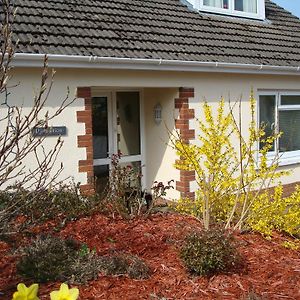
[0, 68, 87, 187]
[144, 88, 180, 199]
[4, 67, 300, 197]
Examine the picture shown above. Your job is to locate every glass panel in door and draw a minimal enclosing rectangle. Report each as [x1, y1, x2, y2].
[116, 92, 141, 156]
[116, 91, 142, 189]
[92, 91, 142, 192]
[92, 97, 109, 159]
[92, 96, 110, 192]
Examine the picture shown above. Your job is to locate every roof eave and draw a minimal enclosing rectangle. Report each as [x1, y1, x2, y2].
[12, 53, 300, 76]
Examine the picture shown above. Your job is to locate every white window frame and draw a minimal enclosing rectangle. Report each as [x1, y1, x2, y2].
[191, 0, 265, 20]
[258, 91, 300, 166]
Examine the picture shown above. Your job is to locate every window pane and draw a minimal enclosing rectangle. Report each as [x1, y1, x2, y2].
[116, 92, 141, 156]
[279, 110, 300, 152]
[92, 97, 109, 159]
[281, 95, 300, 106]
[235, 0, 257, 13]
[203, 0, 228, 9]
[259, 95, 276, 151]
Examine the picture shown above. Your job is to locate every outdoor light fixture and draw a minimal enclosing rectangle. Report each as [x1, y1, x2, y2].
[154, 103, 162, 125]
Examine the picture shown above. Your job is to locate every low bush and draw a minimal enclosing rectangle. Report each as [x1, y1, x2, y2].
[17, 235, 150, 283]
[17, 235, 102, 284]
[99, 253, 150, 279]
[21, 183, 102, 222]
[0, 182, 103, 236]
[180, 227, 241, 276]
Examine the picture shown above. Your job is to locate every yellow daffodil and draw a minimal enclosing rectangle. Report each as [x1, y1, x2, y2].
[12, 283, 39, 300]
[50, 283, 79, 300]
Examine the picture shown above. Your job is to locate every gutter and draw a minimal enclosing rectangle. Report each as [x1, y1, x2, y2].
[13, 53, 300, 76]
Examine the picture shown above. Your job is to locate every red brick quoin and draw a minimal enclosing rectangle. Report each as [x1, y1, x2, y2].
[175, 87, 195, 200]
[76, 87, 94, 195]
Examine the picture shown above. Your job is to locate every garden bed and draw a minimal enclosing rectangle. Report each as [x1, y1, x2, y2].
[0, 212, 299, 300]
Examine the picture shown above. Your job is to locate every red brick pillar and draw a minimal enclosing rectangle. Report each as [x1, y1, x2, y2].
[76, 87, 94, 195]
[175, 87, 195, 199]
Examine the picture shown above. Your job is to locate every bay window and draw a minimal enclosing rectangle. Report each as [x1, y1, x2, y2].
[259, 92, 300, 165]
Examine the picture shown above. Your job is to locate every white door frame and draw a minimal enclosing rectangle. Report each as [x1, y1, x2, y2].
[92, 89, 146, 188]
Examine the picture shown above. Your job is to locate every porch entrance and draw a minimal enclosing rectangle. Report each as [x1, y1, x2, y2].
[92, 91, 142, 191]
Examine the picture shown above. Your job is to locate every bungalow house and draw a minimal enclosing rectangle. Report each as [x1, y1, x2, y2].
[6, 0, 300, 199]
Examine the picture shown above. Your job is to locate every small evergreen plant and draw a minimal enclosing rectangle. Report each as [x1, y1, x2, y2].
[180, 227, 241, 276]
[17, 235, 102, 284]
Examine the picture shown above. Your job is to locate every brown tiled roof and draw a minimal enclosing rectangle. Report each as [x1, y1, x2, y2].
[11, 0, 300, 67]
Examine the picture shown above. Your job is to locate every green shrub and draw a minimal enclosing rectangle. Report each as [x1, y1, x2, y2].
[99, 253, 150, 279]
[24, 183, 102, 222]
[17, 236, 150, 283]
[17, 235, 102, 284]
[180, 227, 241, 276]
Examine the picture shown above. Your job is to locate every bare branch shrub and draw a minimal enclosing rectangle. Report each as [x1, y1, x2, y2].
[101, 152, 173, 219]
[0, 0, 76, 235]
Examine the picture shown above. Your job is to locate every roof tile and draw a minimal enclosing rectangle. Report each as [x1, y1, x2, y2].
[10, 0, 300, 67]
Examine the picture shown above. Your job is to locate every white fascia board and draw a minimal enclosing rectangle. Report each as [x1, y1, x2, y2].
[13, 53, 300, 76]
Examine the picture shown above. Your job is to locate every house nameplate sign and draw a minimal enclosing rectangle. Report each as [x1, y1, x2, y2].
[32, 126, 67, 137]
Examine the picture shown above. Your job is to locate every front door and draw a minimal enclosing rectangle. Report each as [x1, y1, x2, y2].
[92, 91, 142, 191]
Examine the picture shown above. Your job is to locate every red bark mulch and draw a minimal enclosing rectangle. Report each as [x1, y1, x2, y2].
[0, 212, 299, 300]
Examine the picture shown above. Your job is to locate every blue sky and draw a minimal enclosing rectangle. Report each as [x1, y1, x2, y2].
[272, 0, 300, 18]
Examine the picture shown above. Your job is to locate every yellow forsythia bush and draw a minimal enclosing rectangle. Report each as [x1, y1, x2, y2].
[174, 98, 240, 228]
[282, 240, 300, 250]
[248, 184, 300, 237]
[173, 94, 286, 230]
[12, 283, 79, 300]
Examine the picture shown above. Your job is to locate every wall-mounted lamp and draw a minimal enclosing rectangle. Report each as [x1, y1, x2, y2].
[154, 103, 162, 125]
